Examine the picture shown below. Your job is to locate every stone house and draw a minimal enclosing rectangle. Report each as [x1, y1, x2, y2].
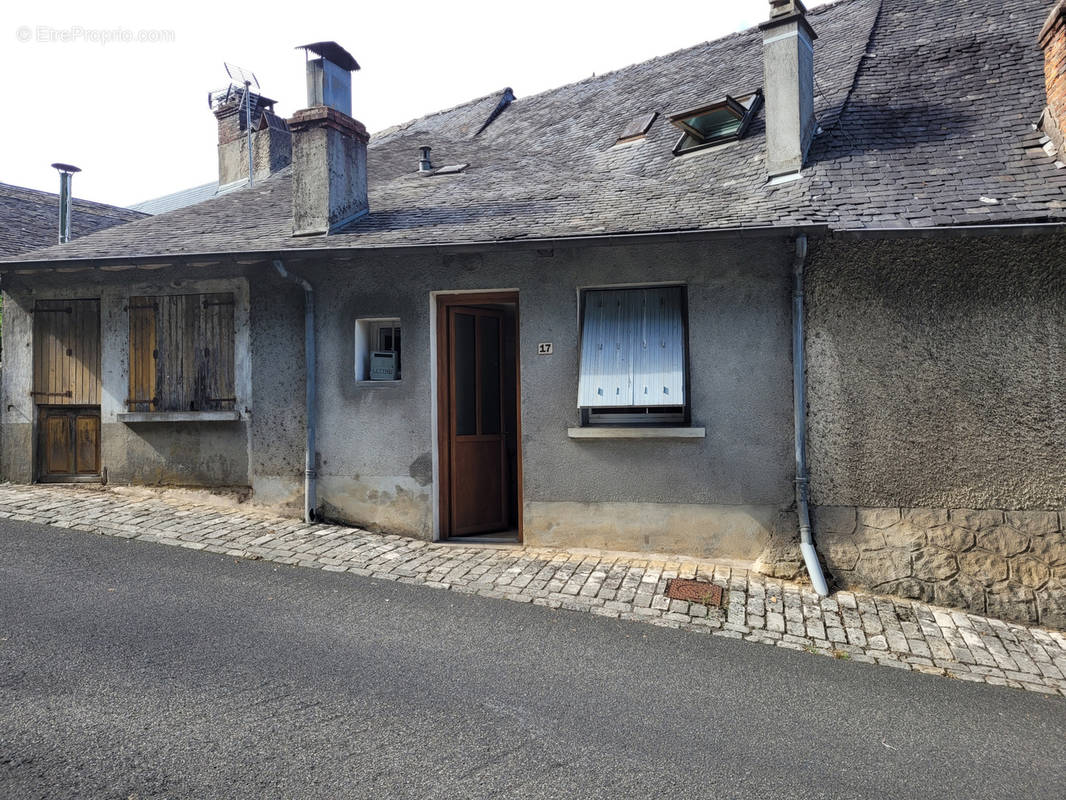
[2, 0, 1065, 628]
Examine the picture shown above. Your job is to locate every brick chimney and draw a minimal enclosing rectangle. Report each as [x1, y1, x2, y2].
[1039, 1, 1066, 155]
[211, 87, 291, 188]
[290, 42, 368, 236]
[760, 0, 817, 179]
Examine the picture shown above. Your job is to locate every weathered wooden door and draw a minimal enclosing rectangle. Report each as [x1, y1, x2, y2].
[38, 408, 100, 480]
[447, 306, 508, 535]
[32, 299, 101, 480]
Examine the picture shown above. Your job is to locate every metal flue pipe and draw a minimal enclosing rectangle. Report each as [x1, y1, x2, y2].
[50, 162, 81, 244]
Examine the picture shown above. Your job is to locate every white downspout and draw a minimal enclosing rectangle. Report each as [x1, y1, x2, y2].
[792, 234, 829, 596]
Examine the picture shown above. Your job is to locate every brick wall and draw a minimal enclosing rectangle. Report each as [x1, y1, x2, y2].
[1041, 2, 1066, 141]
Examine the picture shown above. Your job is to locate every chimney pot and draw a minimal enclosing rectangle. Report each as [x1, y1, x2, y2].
[298, 41, 360, 116]
[769, 0, 807, 19]
[419, 146, 433, 173]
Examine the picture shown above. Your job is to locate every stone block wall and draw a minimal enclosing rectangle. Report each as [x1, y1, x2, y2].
[813, 506, 1066, 629]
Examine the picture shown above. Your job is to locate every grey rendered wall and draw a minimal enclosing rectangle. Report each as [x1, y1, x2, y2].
[803, 234, 1066, 627]
[805, 234, 1066, 510]
[1, 269, 251, 486]
[248, 276, 307, 513]
[258, 234, 797, 559]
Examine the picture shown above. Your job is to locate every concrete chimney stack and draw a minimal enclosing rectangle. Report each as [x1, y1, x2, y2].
[760, 0, 817, 179]
[290, 42, 368, 236]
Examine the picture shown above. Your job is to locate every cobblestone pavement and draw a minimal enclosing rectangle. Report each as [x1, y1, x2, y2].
[2, 483, 1064, 698]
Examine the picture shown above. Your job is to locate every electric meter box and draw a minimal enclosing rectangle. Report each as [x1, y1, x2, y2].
[369, 351, 397, 380]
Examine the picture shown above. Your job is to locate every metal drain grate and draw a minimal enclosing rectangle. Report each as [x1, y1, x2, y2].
[665, 578, 723, 607]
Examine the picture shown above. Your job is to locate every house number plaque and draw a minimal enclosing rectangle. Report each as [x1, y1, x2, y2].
[537, 342, 553, 355]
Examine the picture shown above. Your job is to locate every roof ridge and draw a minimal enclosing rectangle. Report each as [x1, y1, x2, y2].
[370, 0, 865, 140]
[371, 87, 513, 139]
[0, 181, 145, 218]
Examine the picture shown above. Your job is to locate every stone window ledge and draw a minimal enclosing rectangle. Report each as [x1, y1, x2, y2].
[567, 426, 705, 440]
[117, 411, 241, 423]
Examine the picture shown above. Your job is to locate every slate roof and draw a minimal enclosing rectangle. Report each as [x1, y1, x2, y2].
[7, 0, 1065, 266]
[0, 182, 146, 258]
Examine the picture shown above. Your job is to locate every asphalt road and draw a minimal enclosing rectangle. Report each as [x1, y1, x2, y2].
[1, 518, 1063, 799]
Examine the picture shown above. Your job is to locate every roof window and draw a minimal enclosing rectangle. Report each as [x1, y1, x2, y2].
[616, 112, 658, 144]
[668, 91, 762, 156]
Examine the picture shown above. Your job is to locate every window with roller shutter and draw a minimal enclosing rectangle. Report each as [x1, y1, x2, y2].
[576, 286, 689, 426]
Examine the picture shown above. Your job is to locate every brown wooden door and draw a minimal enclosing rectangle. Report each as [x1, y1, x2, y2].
[38, 408, 100, 480]
[448, 306, 508, 535]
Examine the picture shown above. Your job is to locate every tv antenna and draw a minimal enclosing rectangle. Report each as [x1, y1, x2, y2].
[224, 62, 260, 187]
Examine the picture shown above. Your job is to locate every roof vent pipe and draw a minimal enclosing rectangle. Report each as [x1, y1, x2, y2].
[419, 146, 433, 173]
[50, 163, 81, 244]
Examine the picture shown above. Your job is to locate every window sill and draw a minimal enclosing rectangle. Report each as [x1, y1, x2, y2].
[355, 379, 403, 386]
[567, 426, 705, 440]
[117, 411, 241, 423]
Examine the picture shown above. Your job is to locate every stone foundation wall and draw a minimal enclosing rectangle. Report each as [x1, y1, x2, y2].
[810, 507, 1066, 629]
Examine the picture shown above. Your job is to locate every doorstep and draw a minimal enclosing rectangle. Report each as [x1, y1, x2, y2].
[0, 482, 1063, 698]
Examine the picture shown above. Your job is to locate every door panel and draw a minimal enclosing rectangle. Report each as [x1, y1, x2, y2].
[38, 407, 101, 480]
[448, 307, 508, 535]
[452, 438, 506, 533]
[44, 414, 74, 476]
[74, 415, 101, 475]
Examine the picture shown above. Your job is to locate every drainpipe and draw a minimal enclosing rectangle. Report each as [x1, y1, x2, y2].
[272, 259, 317, 523]
[792, 234, 829, 597]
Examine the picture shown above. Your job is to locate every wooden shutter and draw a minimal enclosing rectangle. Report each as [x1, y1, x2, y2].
[129, 297, 158, 411]
[32, 299, 101, 406]
[129, 293, 235, 412]
[197, 293, 236, 411]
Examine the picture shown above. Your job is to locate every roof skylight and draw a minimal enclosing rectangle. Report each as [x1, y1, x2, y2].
[668, 91, 762, 156]
[616, 112, 658, 144]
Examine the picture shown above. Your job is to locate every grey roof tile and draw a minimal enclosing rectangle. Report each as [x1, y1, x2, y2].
[0, 181, 146, 258]
[6, 0, 1064, 266]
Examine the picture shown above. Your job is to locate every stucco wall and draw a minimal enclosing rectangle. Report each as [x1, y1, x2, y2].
[805, 234, 1066, 510]
[253, 233, 797, 553]
[800, 233, 1066, 627]
[248, 276, 306, 512]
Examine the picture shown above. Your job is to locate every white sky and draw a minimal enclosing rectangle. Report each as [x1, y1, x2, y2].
[1, 0, 829, 207]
